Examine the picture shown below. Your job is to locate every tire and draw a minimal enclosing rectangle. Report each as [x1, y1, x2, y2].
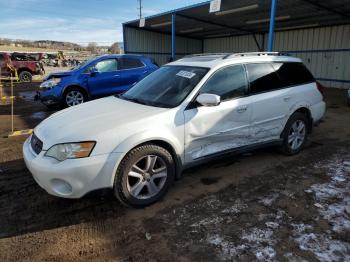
[114, 144, 175, 207]
[279, 112, 309, 155]
[63, 87, 86, 107]
[19, 71, 32, 82]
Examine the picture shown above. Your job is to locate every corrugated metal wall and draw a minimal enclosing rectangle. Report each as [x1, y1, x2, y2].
[203, 25, 350, 88]
[204, 34, 263, 53]
[271, 25, 350, 88]
[125, 24, 349, 88]
[124, 26, 202, 65]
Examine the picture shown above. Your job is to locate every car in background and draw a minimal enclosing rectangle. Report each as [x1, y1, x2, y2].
[0, 52, 44, 82]
[37, 54, 158, 108]
[23, 53, 325, 207]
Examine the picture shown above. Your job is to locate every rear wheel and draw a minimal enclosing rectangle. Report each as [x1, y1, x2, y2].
[114, 144, 175, 207]
[19, 71, 32, 82]
[280, 112, 309, 155]
[64, 88, 86, 107]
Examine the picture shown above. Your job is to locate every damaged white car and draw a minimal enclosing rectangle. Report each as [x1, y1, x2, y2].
[23, 52, 326, 207]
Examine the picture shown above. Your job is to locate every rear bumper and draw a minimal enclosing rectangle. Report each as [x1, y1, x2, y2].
[310, 101, 326, 124]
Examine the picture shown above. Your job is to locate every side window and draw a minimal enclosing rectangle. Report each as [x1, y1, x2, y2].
[272, 62, 314, 87]
[94, 59, 118, 73]
[246, 63, 281, 94]
[118, 58, 144, 70]
[200, 64, 248, 101]
[0, 54, 3, 61]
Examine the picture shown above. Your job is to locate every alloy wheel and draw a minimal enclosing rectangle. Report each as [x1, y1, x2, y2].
[65, 90, 84, 106]
[288, 120, 306, 150]
[127, 155, 168, 199]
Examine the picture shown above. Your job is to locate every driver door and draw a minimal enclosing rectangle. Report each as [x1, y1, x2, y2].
[184, 64, 253, 163]
[87, 58, 121, 97]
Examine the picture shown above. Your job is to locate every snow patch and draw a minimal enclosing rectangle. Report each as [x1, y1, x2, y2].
[295, 232, 350, 262]
[221, 199, 247, 214]
[258, 192, 279, 207]
[308, 154, 350, 233]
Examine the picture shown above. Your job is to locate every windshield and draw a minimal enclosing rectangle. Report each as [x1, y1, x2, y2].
[72, 56, 96, 70]
[121, 66, 208, 108]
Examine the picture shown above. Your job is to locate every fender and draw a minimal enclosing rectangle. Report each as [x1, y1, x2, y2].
[112, 130, 183, 158]
[61, 84, 90, 99]
[287, 100, 311, 120]
[109, 130, 184, 184]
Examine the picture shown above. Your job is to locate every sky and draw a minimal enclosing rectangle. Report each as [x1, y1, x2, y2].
[0, 0, 206, 46]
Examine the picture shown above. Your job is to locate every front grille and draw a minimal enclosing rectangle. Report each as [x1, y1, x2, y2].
[31, 133, 43, 155]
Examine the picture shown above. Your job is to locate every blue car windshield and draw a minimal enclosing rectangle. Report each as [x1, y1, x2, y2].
[72, 56, 97, 70]
[120, 66, 209, 108]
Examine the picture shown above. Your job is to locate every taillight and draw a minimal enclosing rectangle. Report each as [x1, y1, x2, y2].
[316, 81, 325, 99]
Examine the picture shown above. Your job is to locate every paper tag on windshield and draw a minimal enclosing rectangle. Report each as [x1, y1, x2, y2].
[176, 70, 196, 79]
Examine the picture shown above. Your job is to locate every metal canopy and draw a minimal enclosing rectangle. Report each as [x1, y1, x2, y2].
[123, 0, 350, 40]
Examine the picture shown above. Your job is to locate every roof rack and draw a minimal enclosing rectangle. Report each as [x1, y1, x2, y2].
[183, 53, 230, 58]
[224, 52, 290, 59]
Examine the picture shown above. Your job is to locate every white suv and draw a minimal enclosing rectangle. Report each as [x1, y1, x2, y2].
[23, 52, 326, 207]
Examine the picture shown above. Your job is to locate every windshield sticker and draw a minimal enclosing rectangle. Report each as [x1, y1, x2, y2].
[176, 70, 196, 79]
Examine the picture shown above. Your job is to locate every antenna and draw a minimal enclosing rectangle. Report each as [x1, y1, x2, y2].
[137, 0, 143, 19]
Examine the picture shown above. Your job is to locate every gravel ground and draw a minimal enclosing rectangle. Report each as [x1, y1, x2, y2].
[0, 82, 349, 261]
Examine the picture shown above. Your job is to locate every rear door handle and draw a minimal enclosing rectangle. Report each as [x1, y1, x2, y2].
[237, 106, 248, 113]
[114, 74, 120, 77]
[283, 96, 291, 102]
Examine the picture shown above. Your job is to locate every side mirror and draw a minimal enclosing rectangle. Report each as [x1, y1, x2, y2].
[196, 93, 221, 107]
[90, 68, 99, 77]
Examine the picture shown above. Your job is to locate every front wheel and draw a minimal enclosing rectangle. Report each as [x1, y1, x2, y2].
[64, 88, 86, 107]
[114, 144, 175, 207]
[280, 112, 309, 155]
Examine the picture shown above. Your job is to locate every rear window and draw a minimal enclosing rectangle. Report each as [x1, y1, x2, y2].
[246, 63, 281, 94]
[272, 62, 314, 87]
[118, 58, 144, 70]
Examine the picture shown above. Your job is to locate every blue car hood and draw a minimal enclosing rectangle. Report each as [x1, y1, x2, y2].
[44, 70, 75, 80]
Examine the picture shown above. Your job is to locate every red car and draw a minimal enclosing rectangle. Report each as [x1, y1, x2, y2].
[0, 52, 44, 82]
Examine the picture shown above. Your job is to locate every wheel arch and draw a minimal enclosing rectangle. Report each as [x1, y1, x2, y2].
[110, 135, 184, 186]
[138, 140, 183, 179]
[17, 67, 33, 74]
[62, 84, 89, 99]
[292, 107, 313, 133]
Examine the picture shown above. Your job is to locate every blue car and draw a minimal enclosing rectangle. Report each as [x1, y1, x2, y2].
[38, 54, 158, 108]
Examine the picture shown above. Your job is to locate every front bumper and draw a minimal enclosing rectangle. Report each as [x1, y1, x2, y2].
[23, 136, 124, 198]
[36, 85, 62, 106]
[36, 92, 61, 106]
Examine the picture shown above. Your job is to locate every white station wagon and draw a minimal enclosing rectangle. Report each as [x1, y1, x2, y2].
[23, 52, 326, 207]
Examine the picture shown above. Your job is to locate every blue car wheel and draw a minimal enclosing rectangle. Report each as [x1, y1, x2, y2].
[64, 88, 86, 107]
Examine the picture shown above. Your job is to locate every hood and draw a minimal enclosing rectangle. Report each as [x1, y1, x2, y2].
[44, 70, 74, 80]
[34, 96, 167, 150]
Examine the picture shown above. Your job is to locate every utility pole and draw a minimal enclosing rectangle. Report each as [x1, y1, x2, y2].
[137, 0, 142, 19]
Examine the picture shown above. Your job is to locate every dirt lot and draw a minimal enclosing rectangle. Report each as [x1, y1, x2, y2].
[0, 82, 349, 261]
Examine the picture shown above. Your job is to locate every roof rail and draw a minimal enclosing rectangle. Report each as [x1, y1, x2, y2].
[224, 52, 290, 59]
[183, 53, 230, 58]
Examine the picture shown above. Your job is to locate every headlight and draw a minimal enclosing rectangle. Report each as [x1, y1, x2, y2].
[45, 142, 96, 161]
[40, 78, 61, 89]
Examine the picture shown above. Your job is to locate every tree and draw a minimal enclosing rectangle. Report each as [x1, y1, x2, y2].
[109, 42, 120, 54]
[87, 42, 98, 53]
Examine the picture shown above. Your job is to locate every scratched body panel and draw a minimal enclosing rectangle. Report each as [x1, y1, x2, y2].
[184, 96, 253, 162]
